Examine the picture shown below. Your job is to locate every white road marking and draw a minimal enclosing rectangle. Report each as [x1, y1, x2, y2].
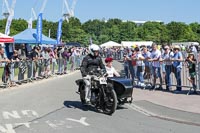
[0, 123, 32, 133]
[2, 110, 39, 120]
[45, 120, 58, 129]
[66, 117, 90, 126]
[21, 110, 39, 117]
[2, 111, 21, 119]
[0, 124, 15, 133]
[126, 104, 157, 117]
[45, 120, 74, 129]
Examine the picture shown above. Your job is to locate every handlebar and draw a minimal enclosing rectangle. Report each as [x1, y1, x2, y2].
[88, 69, 107, 77]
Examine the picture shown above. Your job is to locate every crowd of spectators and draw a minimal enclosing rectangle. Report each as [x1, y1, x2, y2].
[101, 43, 199, 94]
[0, 44, 88, 87]
[0, 42, 199, 94]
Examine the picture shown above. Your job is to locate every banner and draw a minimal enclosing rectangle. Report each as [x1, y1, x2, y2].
[5, 0, 16, 35]
[36, 13, 43, 44]
[56, 19, 63, 44]
[27, 18, 32, 29]
[5, 15, 13, 35]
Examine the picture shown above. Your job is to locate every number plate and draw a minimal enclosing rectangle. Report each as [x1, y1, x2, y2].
[99, 77, 107, 84]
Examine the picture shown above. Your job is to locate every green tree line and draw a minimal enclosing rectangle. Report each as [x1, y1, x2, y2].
[0, 17, 200, 46]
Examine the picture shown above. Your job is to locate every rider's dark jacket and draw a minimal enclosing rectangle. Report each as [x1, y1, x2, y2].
[80, 54, 105, 77]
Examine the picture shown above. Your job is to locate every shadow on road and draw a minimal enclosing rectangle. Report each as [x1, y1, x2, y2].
[63, 100, 99, 113]
[63, 100, 129, 114]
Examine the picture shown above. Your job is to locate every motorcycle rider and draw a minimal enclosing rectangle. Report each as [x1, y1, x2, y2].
[80, 44, 106, 104]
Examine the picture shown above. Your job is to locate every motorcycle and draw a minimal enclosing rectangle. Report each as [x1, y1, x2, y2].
[75, 69, 117, 115]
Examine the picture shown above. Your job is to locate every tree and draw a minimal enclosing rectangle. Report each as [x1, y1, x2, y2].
[82, 19, 106, 37]
[189, 22, 200, 34]
[166, 21, 196, 42]
[119, 21, 137, 41]
[98, 34, 110, 44]
[0, 19, 7, 33]
[0, 17, 199, 45]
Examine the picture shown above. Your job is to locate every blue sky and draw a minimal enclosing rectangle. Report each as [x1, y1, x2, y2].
[1, 0, 200, 24]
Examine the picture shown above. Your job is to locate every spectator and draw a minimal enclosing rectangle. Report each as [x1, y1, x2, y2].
[43, 47, 51, 78]
[134, 47, 145, 87]
[161, 45, 174, 91]
[149, 43, 162, 90]
[185, 53, 197, 94]
[32, 46, 39, 80]
[0, 46, 11, 83]
[123, 54, 129, 78]
[126, 49, 134, 81]
[37, 46, 44, 78]
[172, 45, 183, 93]
[50, 47, 58, 75]
[10, 50, 20, 86]
[131, 49, 137, 84]
[142, 46, 151, 79]
[62, 48, 71, 74]
[57, 46, 64, 74]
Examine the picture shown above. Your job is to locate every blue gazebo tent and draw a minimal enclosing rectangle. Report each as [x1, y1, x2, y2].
[13, 28, 56, 44]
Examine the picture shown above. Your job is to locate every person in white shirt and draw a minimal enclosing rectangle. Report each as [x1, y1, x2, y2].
[134, 47, 145, 87]
[148, 43, 162, 90]
[161, 45, 174, 91]
[105, 57, 120, 77]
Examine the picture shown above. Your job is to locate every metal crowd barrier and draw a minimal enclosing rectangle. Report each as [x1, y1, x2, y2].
[0, 55, 84, 89]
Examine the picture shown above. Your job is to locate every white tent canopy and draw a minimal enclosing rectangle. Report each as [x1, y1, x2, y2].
[100, 41, 121, 48]
[121, 41, 153, 48]
[172, 42, 199, 47]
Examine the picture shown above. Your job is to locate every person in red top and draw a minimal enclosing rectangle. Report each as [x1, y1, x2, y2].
[131, 49, 137, 84]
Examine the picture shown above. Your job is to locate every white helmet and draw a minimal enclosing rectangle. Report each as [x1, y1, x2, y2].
[89, 44, 100, 56]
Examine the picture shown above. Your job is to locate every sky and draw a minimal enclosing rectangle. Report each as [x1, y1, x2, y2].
[0, 0, 200, 24]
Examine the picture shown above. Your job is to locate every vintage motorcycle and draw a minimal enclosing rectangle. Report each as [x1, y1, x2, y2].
[75, 69, 117, 115]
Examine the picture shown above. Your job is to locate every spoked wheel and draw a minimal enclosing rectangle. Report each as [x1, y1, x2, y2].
[103, 84, 117, 115]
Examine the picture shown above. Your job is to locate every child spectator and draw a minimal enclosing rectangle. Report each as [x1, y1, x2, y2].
[185, 53, 197, 94]
[105, 57, 120, 77]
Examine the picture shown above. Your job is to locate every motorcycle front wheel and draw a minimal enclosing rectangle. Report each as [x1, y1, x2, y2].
[79, 85, 86, 104]
[103, 84, 117, 115]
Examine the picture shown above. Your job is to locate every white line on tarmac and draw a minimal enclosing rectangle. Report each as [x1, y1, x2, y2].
[126, 103, 157, 117]
[126, 103, 200, 127]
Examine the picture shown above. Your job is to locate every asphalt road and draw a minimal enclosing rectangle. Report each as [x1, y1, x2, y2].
[0, 65, 200, 133]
